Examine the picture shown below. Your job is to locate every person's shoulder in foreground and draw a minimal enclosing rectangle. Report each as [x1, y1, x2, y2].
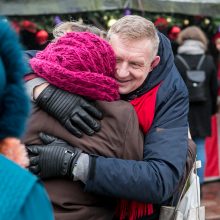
[0, 154, 54, 220]
[0, 17, 54, 220]
[0, 17, 30, 139]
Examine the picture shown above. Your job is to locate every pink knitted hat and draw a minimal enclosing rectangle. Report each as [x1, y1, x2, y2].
[30, 32, 119, 101]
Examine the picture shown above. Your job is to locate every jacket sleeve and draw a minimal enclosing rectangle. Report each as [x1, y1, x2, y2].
[85, 80, 189, 204]
[23, 50, 47, 101]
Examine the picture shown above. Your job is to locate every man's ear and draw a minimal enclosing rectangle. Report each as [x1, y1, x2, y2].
[150, 56, 160, 71]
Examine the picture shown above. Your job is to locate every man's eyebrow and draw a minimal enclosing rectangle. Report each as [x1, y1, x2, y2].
[130, 59, 148, 67]
[129, 61, 144, 65]
[115, 56, 148, 66]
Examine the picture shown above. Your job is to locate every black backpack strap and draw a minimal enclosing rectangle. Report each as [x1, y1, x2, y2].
[176, 55, 190, 70]
[196, 55, 206, 70]
[176, 54, 206, 71]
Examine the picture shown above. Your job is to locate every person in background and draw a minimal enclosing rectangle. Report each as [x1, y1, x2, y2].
[175, 26, 218, 193]
[0, 17, 54, 220]
[212, 32, 220, 96]
[24, 15, 192, 220]
[52, 21, 107, 40]
[202, 31, 220, 183]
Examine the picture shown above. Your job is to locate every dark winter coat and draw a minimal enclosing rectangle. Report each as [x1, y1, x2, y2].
[175, 54, 218, 138]
[23, 101, 144, 220]
[85, 32, 189, 220]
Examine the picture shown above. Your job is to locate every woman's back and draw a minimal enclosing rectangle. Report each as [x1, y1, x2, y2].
[23, 100, 143, 220]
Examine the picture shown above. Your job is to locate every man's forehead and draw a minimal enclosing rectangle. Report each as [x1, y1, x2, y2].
[116, 52, 146, 63]
[110, 34, 152, 61]
[111, 33, 152, 48]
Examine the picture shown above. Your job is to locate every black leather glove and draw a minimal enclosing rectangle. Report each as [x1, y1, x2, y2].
[27, 133, 82, 179]
[36, 85, 103, 137]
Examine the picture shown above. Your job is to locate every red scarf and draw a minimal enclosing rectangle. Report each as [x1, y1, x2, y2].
[116, 83, 161, 220]
[130, 84, 160, 133]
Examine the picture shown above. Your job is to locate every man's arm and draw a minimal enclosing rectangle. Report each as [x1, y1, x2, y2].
[23, 50, 103, 137]
[84, 83, 189, 204]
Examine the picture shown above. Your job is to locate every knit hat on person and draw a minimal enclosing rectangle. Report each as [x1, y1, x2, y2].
[30, 32, 119, 101]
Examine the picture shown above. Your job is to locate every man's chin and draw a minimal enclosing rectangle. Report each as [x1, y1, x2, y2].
[119, 88, 130, 95]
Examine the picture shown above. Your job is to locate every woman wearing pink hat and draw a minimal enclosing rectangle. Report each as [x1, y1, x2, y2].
[23, 31, 144, 220]
[24, 18, 196, 220]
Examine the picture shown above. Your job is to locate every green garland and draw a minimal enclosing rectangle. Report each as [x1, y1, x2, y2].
[7, 10, 219, 39]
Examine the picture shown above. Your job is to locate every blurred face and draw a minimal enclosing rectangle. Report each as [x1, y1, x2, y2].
[109, 34, 160, 94]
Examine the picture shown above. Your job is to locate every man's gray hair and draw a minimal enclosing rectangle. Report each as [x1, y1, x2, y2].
[107, 15, 160, 59]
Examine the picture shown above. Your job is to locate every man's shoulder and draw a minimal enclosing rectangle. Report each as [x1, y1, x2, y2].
[159, 68, 188, 99]
[152, 68, 189, 124]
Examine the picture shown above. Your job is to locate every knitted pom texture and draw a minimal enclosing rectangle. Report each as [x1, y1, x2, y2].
[30, 32, 119, 101]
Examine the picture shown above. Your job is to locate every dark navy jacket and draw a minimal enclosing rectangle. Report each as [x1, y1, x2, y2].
[85, 33, 189, 210]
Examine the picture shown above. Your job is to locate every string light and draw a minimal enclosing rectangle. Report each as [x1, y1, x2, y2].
[107, 17, 117, 27]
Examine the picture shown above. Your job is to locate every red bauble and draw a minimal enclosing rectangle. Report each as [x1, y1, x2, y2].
[20, 20, 37, 33]
[154, 17, 168, 31]
[168, 26, 181, 41]
[36, 30, 49, 45]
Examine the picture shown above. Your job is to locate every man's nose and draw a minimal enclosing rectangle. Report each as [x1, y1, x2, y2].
[116, 62, 129, 78]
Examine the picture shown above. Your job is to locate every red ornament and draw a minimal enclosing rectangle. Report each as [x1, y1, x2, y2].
[154, 17, 168, 31]
[36, 30, 49, 45]
[20, 20, 37, 33]
[168, 26, 181, 41]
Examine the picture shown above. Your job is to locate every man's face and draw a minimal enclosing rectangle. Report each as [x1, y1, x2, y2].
[109, 34, 160, 95]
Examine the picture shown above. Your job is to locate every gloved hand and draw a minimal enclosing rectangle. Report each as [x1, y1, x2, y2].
[36, 85, 103, 137]
[27, 133, 82, 179]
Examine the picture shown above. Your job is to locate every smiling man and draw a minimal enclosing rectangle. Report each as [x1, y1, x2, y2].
[80, 17, 188, 219]
[25, 15, 189, 220]
[111, 33, 160, 95]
